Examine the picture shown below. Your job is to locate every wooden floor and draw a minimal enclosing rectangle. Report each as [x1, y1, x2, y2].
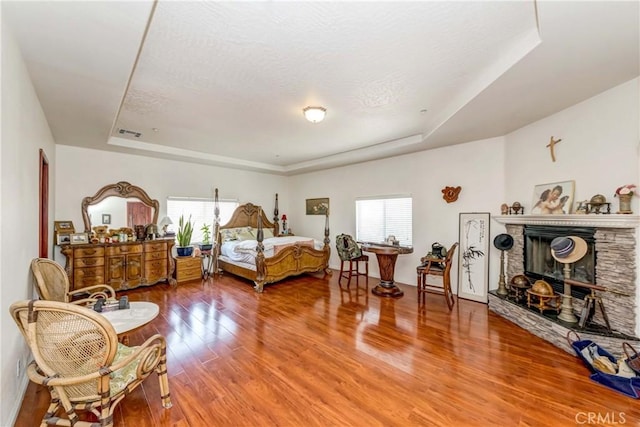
[15, 271, 640, 427]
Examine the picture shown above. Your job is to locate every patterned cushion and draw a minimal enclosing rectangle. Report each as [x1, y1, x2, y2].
[335, 234, 362, 261]
[220, 228, 238, 241]
[110, 343, 141, 396]
[262, 228, 275, 239]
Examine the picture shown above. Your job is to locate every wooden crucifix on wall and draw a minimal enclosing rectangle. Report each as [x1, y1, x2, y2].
[546, 136, 562, 162]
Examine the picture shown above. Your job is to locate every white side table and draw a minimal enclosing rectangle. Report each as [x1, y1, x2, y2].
[99, 301, 159, 343]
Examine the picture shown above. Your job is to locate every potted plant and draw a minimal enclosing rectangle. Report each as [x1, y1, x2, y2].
[176, 214, 194, 257]
[200, 223, 213, 251]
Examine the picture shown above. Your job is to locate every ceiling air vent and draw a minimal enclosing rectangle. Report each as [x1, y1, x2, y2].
[118, 128, 142, 138]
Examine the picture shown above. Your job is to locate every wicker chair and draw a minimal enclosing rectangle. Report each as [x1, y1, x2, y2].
[9, 299, 172, 427]
[31, 258, 116, 305]
[416, 243, 458, 310]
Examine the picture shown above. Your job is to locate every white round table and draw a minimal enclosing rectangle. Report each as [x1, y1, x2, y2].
[99, 301, 159, 335]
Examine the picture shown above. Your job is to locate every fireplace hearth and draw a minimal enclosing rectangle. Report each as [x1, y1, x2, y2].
[491, 215, 640, 358]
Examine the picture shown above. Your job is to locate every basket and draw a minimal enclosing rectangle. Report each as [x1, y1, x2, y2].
[623, 342, 640, 375]
[566, 331, 640, 398]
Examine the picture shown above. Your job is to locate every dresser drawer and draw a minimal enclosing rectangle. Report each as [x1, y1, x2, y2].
[74, 247, 105, 258]
[145, 259, 167, 276]
[74, 268, 105, 287]
[74, 256, 104, 268]
[146, 250, 166, 261]
[106, 244, 142, 256]
[144, 241, 167, 252]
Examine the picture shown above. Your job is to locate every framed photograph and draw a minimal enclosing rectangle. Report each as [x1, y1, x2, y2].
[54, 220, 75, 233]
[306, 198, 330, 215]
[56, 234, 71, 245]
[102, 213, 111, 225]
[70, 232, 89, 245]
[531, 180, 575, 214]
[458, 212, 490, 303]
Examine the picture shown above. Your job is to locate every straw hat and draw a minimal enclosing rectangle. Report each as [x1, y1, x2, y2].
[550, 236, 587, 264]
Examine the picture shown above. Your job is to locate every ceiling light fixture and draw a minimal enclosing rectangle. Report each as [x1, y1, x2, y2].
[303, 106, 326, 123]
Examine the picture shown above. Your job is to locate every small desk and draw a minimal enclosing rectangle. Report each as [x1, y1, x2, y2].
[99, 301, 159, 337]
[360, 243, 413, 298]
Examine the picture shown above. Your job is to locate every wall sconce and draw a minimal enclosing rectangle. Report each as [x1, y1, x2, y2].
[303, 106, 326, 123]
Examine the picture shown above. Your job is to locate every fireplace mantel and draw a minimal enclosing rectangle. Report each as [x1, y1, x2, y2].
[493, 214, 640, 228]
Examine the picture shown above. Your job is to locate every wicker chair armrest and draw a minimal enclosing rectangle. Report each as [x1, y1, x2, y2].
[68, 284, 116, 301]
[26, 361, 106, 387]
[108, 334, 166, 373]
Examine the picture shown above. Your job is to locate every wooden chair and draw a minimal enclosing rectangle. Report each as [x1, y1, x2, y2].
[335, 234, 369, 287]
[9, 299, 172, 427]
[416, 243, 458, 310]
[30, 258, 116, 305]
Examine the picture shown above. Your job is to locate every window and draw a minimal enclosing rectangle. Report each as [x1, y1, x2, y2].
[166, 197, 238, 244]
[356, 196, 412, 246]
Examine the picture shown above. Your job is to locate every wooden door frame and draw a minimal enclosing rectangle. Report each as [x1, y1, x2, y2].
[39, 149, 49, 258]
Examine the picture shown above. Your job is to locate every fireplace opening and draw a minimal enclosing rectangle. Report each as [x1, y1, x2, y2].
[524, 225, 596, 301]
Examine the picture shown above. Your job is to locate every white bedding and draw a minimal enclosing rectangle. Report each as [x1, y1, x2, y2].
[220, 235, 324, 264]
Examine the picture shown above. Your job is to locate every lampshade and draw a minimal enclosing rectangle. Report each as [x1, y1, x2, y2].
[303, 106, 326, 123]
[159, 216, 173, 226]
[282, 214, 287, 220]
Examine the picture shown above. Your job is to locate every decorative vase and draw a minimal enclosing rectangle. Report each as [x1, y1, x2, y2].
[177, 246, 194, 257]
[617, 193, 633, 214]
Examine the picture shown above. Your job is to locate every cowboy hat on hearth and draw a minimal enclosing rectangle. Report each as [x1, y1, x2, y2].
[550, 236, 587, 264]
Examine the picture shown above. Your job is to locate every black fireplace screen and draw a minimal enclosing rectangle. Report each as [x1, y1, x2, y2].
[524, 225, 596, 300]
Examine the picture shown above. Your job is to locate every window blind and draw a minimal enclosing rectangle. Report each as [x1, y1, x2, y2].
[356, 196, 412, 246]
[166, 197, 238, 244]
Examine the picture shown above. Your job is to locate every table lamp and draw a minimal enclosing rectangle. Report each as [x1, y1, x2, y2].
[281, 214, 287, 234]
[550, 236, 587, 324]
[159, 216, 173, 236]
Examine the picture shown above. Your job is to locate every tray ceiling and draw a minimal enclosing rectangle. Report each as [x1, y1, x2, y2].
[3, 1, 638, 175]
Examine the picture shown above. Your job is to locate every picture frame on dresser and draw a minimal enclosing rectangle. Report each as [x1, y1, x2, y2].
[54, 220, 75, 234]
[458, 212, 490, 304]
[56, 234, 71, 245]
[70, 232, 89, 245]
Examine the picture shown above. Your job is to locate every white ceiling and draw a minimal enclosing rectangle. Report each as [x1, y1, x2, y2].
[3, 1, 638, 175]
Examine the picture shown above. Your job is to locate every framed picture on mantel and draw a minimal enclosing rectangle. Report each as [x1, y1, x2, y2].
[531, 180, 575, 215]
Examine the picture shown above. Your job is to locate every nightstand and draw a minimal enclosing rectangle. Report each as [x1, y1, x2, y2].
[175, 256, 201, 283]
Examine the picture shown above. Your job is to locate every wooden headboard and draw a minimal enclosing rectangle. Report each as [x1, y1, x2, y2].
[220, 203, 276, 231]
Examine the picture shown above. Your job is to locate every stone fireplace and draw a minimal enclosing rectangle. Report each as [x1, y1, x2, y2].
[490, 215, 640, 357]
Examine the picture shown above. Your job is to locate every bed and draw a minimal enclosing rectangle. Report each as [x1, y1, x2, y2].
[213, 192, 331, 292]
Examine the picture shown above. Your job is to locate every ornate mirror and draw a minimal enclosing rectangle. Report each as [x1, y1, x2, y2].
[81, 181, 159, 232]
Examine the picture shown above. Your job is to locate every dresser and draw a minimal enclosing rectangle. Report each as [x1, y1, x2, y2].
[61, 238, 176, 292]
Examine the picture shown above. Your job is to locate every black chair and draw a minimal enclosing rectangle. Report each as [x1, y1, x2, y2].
[335, 234, 369, 287]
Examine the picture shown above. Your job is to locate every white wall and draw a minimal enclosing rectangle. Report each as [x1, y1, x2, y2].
[505, 78, 639, 211]
[1, 18, 57, 426]
[290, 137, 506, 291]
[55, 145, 290, 238]
[289, 77, 639, 294]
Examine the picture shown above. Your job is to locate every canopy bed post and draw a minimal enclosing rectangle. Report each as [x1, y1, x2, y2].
[255, 213, 266, 292]
[212, 188, 221, 275]
[273, 193, 280, 236]
[323, 213, 332, 275]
